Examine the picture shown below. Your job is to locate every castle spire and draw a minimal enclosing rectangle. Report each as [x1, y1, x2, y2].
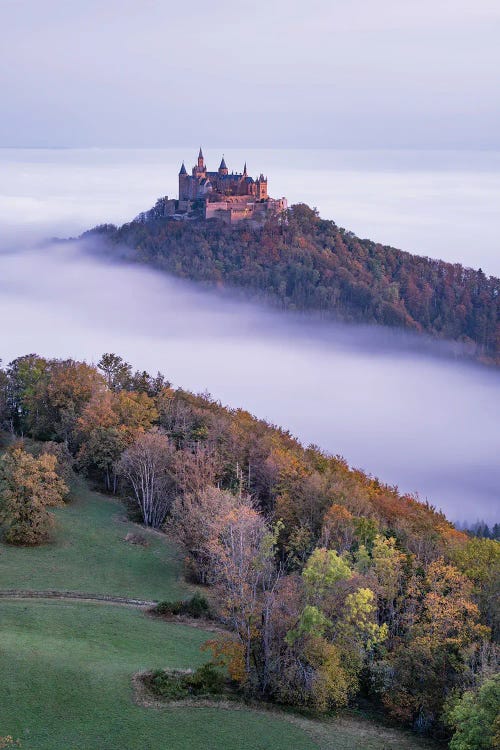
[198, 147, 203, 159]
[219, 156, 228, 175]
[179, 161, 187, 175]
[197, 147, 205, 170]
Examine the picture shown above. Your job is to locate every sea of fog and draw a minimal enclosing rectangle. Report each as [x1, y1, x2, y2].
[0, 148, 499, 523]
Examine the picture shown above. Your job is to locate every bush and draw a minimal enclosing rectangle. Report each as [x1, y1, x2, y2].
[147, 663, 224, 699]
[186, 663, 225, 694]
[147, 669, 190, 699]
[153, 592, 210, 619]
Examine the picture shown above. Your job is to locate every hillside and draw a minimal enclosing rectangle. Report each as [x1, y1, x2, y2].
[86, 203, 500, 364]
[0, 484, 438, 750]
[0, 353, 498, 748]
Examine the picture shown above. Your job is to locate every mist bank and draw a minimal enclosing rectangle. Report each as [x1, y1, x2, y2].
[1, 237, 498, 522]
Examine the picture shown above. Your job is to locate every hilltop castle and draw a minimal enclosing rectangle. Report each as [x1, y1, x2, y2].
[135, 149, 287, 225]
[179, 149, 287, 223]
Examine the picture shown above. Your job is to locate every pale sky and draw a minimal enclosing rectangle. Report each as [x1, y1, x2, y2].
[0, 0, 499, 148]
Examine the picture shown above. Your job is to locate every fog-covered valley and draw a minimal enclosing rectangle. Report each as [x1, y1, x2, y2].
[1, 147, 499, 523]
[1, 237, 498, 523]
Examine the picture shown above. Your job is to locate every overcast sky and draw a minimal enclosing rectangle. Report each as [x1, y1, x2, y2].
[0, 0, 498, 149]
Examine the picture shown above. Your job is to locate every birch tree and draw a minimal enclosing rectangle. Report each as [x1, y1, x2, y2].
[116, 429, 174, 527]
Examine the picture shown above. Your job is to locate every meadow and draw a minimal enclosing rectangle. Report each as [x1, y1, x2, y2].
[0, 486, 438, 749]
[0, 484, 185, 600]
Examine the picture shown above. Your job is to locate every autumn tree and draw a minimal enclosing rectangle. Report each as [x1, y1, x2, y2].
[209, 500, 279, 678]
[116, 429, 174, 527]
[170, 486, 240, 582]
[41, 359, 104, 443]
[380, 559, 489, 731]
[97, 353, 132, 391]
[450, 537, 500, 640]
[367, 534, 408, 640]
[76, 389, 157, 491]
[320, 503, 355, 552]
[0, 447, 68, 544]
[278, 547, 386, 712]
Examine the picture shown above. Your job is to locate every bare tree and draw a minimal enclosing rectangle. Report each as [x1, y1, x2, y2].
[116, 429, 174, 527]
[170, 485, 239, 582]
[210, 500, 279, 677]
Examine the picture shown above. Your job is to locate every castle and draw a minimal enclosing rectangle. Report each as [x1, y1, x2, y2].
[178, 149, 287, 224]
[134, 149, 287, 226]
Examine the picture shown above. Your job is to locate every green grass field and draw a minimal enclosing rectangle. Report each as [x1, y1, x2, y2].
[0, 487, 437, 749]
[0, 484, 186, 600]
[1, 600, 320, 750]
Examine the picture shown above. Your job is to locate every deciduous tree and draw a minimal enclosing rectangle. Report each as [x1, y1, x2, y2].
[116, 429, 174, 527]
[0, 447, 68, 544]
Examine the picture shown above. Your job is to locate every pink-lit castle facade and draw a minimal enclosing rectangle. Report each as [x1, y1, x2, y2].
[178, 149, 287, 224]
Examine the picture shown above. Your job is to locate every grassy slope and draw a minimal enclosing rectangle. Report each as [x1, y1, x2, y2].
[1, 600, 317, 750]
[0, 487, 437, 750]
[0, 484, 186, 600]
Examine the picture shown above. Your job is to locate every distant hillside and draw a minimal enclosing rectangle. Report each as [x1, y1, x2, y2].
[86, 203, 500, 364]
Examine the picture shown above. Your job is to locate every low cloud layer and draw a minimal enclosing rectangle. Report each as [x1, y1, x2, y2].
[1, 237, 498, 523]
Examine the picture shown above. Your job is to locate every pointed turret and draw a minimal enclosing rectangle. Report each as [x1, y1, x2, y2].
[197, 148, 205, 170]
[178, 160, 189, 201]
[219, 156, 228, 175]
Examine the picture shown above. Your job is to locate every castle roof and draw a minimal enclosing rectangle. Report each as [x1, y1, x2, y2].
[198, 147, 204, 159]
[179, 162, 187, 175]
[219, 157, 227, 170]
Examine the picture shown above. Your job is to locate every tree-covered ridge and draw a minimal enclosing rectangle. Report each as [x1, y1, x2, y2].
[1, 353, 498, 745]
[89, 204, 500, 364]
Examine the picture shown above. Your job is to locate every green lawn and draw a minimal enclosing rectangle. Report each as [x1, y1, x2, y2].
[0, 484, 186, 600]
[0, 600, 318, 750]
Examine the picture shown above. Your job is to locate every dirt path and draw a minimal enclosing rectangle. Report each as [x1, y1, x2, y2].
[0, 589, 156, 607]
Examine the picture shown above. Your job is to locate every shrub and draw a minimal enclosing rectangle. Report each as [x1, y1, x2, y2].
[146, 664, 224, 699]
[147, 669, 190, 699]
[153, 592, 210, 619]
[186, 663, 224, 694]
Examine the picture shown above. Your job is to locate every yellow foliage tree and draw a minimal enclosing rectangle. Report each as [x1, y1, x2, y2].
[0, 447, 68, 545]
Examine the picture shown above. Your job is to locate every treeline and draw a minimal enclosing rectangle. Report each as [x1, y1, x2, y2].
[0, 353, 499, 746]
[88, 203, 500, 364]
[455, 520, 500, 541]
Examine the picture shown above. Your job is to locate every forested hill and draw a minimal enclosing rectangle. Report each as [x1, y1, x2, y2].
[86, 204, 500, 365]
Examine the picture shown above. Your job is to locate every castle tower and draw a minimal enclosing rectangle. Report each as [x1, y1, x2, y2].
[197, 147, 205, 170]
[178, 161, 189, 201]
[256, 173, 268, 200]
[218, 156, 228, 176]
